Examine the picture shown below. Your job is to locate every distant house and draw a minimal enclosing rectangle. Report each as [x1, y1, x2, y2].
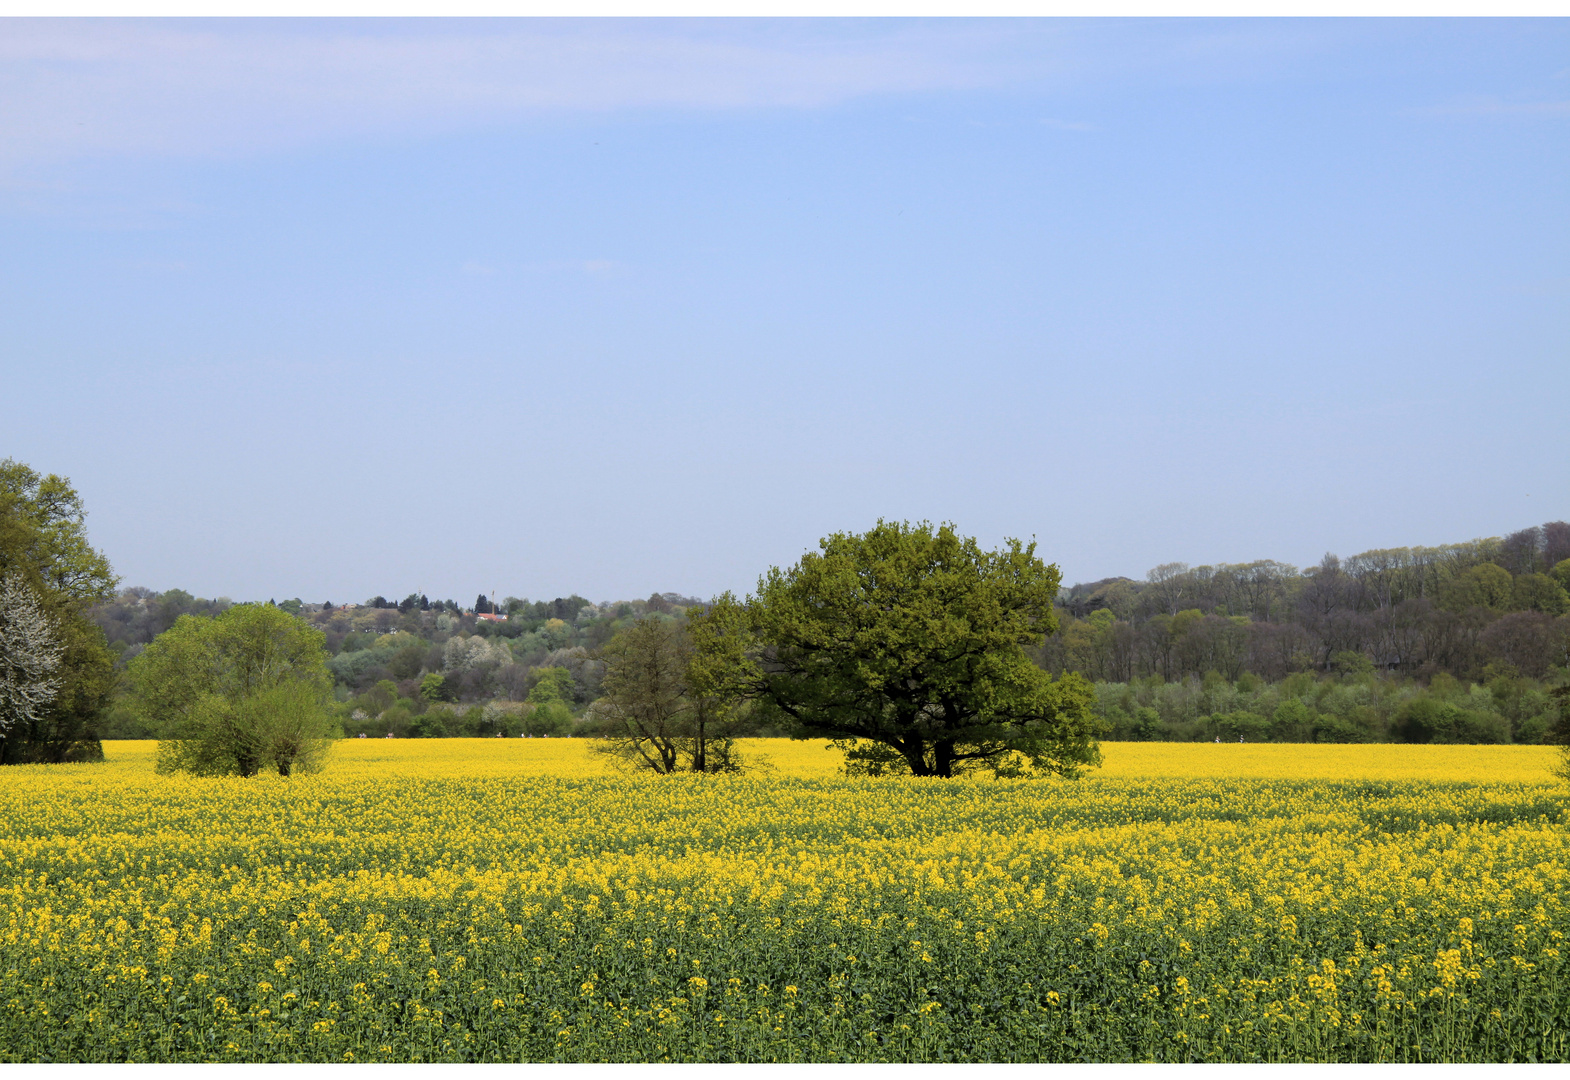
[476, 612, 508, 622]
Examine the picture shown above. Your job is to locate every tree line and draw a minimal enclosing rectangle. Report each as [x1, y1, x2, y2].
[90, 522, 1102, 779]
[70, 519, 1092, 779]
[5, 455, 1568, 772]
[1042, 523, 1570, 684]
[88, 587, 708, 738]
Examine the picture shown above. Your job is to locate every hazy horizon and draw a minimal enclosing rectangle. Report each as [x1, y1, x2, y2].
[92, 510, 1566, 609]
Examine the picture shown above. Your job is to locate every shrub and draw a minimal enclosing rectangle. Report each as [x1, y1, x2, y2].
[409, 710, 446, 738]
[523, 701, 572, 737]
[1393, 699, 1509, 744]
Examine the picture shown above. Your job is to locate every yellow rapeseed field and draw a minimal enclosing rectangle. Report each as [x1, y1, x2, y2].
[0, 740, 1564, 1062]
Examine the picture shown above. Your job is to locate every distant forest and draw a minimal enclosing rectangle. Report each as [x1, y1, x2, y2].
[1041, 519, 1570, 684]
[86, 519, 1569, 745]
[89, 589, 705, 739]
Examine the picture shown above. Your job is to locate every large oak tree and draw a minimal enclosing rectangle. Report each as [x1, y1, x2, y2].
[695, 520, 1101, 778]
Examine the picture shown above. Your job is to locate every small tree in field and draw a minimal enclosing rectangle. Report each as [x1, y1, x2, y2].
[594, 616, 744, 774]
[162, 680, 333, 777]
[130, 603, 335, 777]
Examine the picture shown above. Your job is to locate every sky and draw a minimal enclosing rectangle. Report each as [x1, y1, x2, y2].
[3, 18, 1567, 606]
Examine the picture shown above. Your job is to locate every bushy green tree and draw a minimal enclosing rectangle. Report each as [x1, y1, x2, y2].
[0, 459, 117, 764]
[1271, 698, 1314, 740]
[130, 603, 335, 777]
[160, 680, 333, 776]
[1208, 710, 1271, 741]
[1393, 697, 1509, 745]
[520, 700, 570, 737]
[419, 672, 453, 702]
[389, 641, 429, 680]
[700, 520, 1101, 779]
[1511, 573, 1570, 615]
[364, 679, 400, 715]
[527, 667, 575, 708]
[1439, 563, 1514, 612]
[1331, 650, 1375, 676]
[410, 710, 447, 738]
[1130, 705, 1162, 740]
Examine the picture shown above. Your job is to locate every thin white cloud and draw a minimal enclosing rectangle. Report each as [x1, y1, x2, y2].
[0, 18, 1397, 176]
[0, 19, 1053, 170]
[3, 19, 1525, 182]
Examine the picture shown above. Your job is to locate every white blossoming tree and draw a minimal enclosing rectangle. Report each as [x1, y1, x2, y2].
[0, 571, 64, 735]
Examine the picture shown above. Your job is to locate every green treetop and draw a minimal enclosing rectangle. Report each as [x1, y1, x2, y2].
[700, 520, 1101, 779]
[130, 602, 335, 777]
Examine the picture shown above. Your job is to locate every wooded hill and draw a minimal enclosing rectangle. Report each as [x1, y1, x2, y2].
[1042, 520, 1570, 684]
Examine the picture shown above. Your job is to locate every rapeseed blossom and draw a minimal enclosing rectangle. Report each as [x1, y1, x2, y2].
[0, 740, 1562, 1061]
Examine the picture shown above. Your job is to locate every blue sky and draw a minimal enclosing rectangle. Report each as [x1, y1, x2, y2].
[3, 18, 1566, 605]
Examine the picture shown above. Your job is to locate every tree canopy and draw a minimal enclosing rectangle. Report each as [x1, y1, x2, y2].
[593, 617, 744, 773]
[0, 459, 116, 605]
[0, 459, 117, 764]
[705, 520, 1101, 778]
[130, 602, 335, 776]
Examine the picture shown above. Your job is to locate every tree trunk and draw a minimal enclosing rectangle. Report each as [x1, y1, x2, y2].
[903, 740, 938, 777]
[932, 739, 955, 778]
